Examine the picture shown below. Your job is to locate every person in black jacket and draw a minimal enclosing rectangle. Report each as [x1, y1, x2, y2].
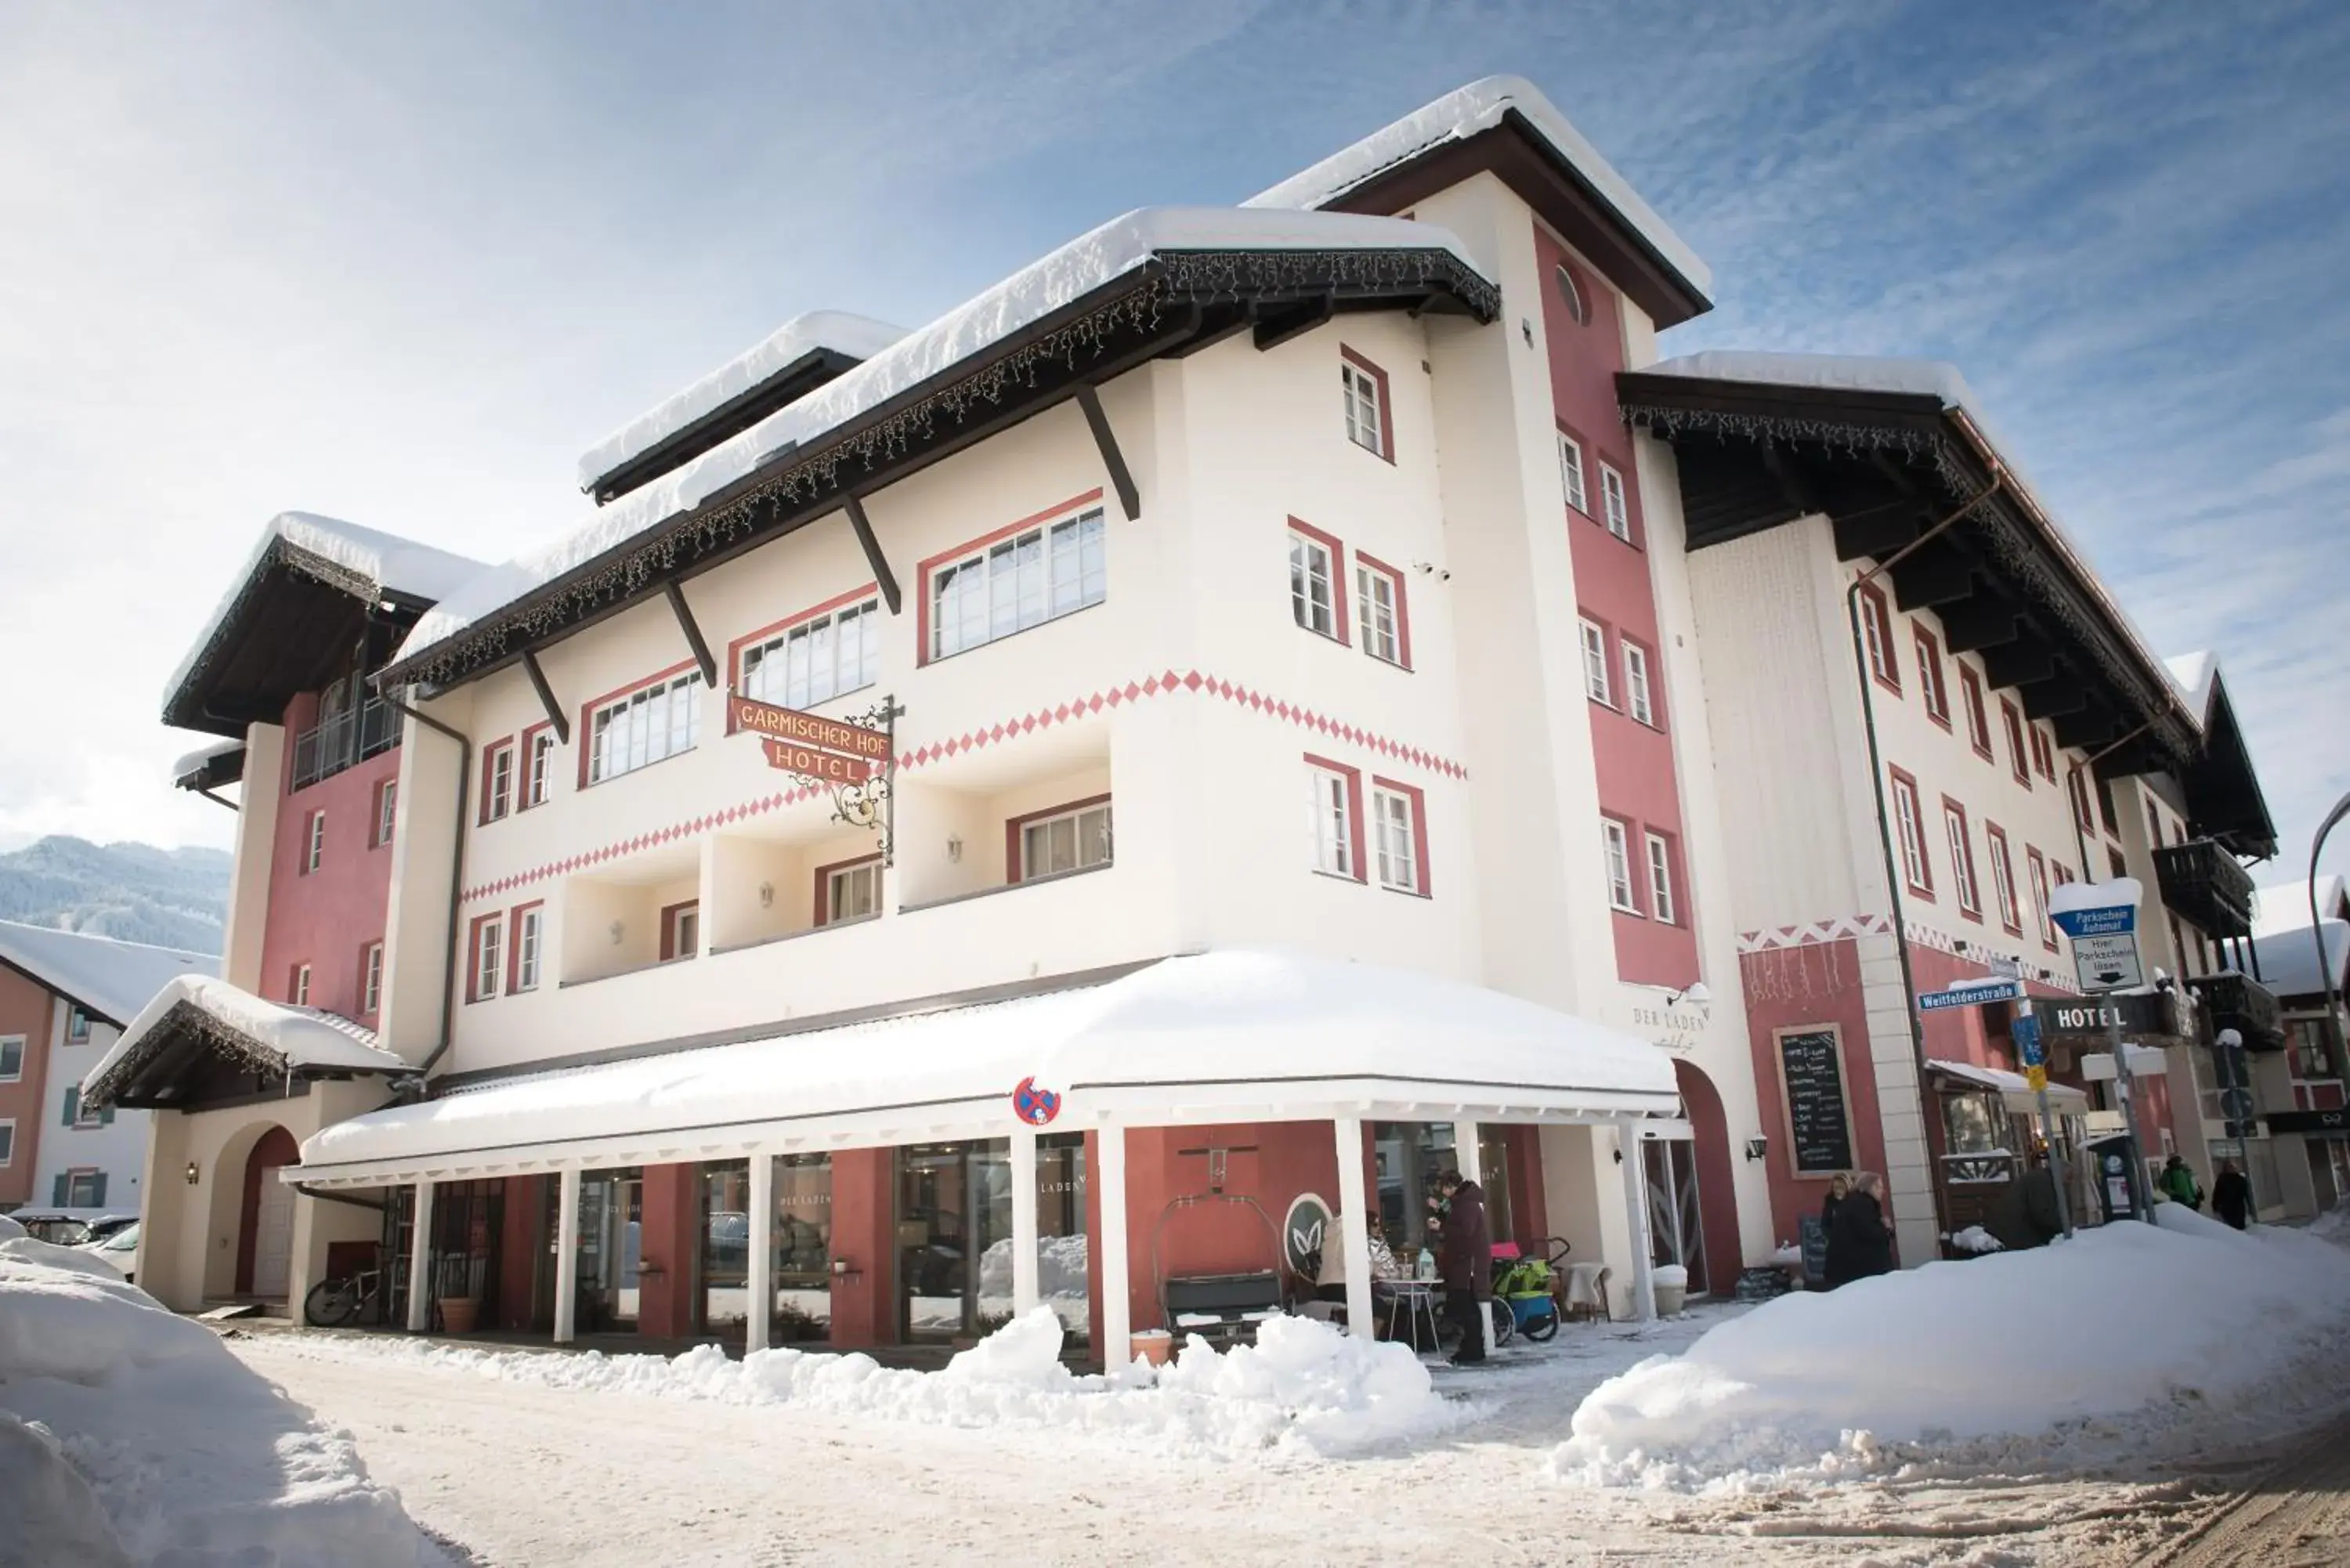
[1434, 1171, 1491, 1364]
[2211, 1160, 2253, 1230]
[1824, 1172, 1895, 1286]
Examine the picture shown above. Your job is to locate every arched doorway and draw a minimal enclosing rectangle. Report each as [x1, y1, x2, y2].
[236, 1126, 299, 1298]
[1667, 1061, 1743, 1299]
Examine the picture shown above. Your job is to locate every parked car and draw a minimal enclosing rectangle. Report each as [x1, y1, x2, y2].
[9, 1209, 139, 1248]
[75, 1220, 140, 1283]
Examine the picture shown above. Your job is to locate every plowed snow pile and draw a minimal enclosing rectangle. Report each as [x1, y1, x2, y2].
[1556, 1204, 2350, 1491]
[0, 1215, 446, 1568]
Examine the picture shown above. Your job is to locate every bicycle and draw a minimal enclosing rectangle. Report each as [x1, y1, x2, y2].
[304, 1263, 386, 1328]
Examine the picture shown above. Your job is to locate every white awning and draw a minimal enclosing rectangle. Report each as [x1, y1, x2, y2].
[1926, 1057, 2091, 1115]
[289, 949, 1683, 1188]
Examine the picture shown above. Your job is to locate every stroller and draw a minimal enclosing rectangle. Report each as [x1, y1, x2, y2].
[1488, 1237, 1571, 1344]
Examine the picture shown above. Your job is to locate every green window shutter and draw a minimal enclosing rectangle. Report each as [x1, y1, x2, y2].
[52, 1173, 68, 1206]
[62, 1085, 78, 1127]
[90, 1172, 107, 1206]
[99, 1104, 114, 1126]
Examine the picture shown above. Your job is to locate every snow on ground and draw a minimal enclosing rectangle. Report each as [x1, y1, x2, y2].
[1557, 1205, 2350, 1493]
[0, 1215, 446, 1568]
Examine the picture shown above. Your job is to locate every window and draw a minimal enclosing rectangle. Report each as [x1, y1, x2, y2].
[1599, 464, 1631, 542]
[1622, 640, 1655, 726]
[2031, 725, 2056, 782]
[70, 1083, 103, 1128]
[1371, 779, 1427, 895]
[510, 906, 542, 992]
[2067, 766, 2095, 835]
[588, 669, 703, 784]
[661, 901, 700, 963]
[1553, 262, 1589, 326]
[0, 1035, 22, 1082]
[1858, 585, 1900, 692]
[1889, 769, 1932, 895]
[2026, 848, 2055, 951]
[63, 1169, 102, 1206]
[2001, 699, 2030, 785]
[1306, 761, 1362, 880]
[291, 963, 311, 1007]
[525, 729, 555, 808]
[1289, 525, 1343, 641]
[361, 941, 383, 1015]
[2145, 795, 2165, 853]
[2109, 845, 2128, 880]
[1579, 617, 1612, 706]
[2096, 773, 2119, 836]
[1943, 800, 1980, 919]
[1959, 663, 1993, 757]
[1601, 819, 1639, 912]
[1645, 832, 1677, 924]
[1355, 556, 1409, 668]
[469, 916, 504, 1003]
[64, 1006, 89, 1044]
[1340, 349, 1389, 459]
[374, 779, 399, 847]
[1986, 823, 2021, 933]
[0, 1120, 12, 1165]
[929, 507, 1108, 662]
[822, 859, 882, 925]
[742, 598, 881, 710]
[304, 810, 325, 873]
[1017, 800, 1113, 882]
[1557, 431, 1589, 514]
[1914, 628, 1950, 727]
[483, 739, 516, 823]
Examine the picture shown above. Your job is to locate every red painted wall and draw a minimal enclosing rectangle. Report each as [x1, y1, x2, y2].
[634, 1162, 699, 1338]
[258, 689, 398, 1021]
[0, 966, 54, 1208]
[826, 1147, 895, 1349]
[1738, 941, 1888, 1247]
[498, 1175, 542, 1331]
[1673, 1060, 1744, 1294]
[1531, 222, 1698, 989]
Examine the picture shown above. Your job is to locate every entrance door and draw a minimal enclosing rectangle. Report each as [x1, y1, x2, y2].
[252, 1179, 296, 1298]
[896, 1142, 1010, 1340]
[573, 1169, 643, 1332]
[1642, 1135, 1708, 1296]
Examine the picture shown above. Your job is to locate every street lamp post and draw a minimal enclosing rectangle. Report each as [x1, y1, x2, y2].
[2310, 789, 2350, 1062]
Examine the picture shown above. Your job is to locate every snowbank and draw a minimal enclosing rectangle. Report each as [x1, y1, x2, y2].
[262, 1306, 1456, 1460]
[0, 1216, 446, 1567]
[1555, 1208, 2350, 1491]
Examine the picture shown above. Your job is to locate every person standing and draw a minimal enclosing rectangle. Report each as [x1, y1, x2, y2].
[2157, 1154, 2204, 1212]
[1825, 1171, 1895, 1285]
[1817, 1172, 1852, 1286]
[2211, 1159, 2253, 1230]
[1435, 1170, 1491, 1364]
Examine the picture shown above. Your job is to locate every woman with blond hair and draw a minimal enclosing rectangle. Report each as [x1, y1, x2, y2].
[1824, 1171, 1894, 1286]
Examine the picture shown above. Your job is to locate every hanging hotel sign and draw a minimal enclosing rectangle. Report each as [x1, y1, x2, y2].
[2030, 992, 2178, 1042]
[731, 692, 903, 865]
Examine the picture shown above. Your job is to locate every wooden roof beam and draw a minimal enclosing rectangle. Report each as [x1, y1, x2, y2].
[663, 580, 719, 688]
[520, 649, 571, 746]
[841, 496, 904, 616]
[1940, 595, 2023, 655]
[1075, 386, 1141, 522]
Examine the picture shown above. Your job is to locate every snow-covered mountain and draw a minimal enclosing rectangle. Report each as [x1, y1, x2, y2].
[0, 836, 230, 952]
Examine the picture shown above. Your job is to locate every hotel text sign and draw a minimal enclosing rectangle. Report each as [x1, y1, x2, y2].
[731, 695, 891, 782]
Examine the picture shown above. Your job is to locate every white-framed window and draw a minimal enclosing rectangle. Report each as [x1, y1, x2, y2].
[826, 861, 882, 924]
[1599, 463, 1630, 541]
[361, 941, 384, 1014]
[64, 1006, 90, 1044]
[1018, 802, 1113, 881]
[2028, 851, 2055, 948]
[1602, 819, 1638, 912]
[930, 508, 1107, 662]
[484, 739, 515, 822]
[1961, 666, 1993, 754]
[63, 1169, 101, 1205]
[472, 918, 503, 1001]
[1340, 358, 1386, 457]
[1579, 618, 1612, 706]
[1371, 784, 1420, 894]
[1987, 827, 2020, 931]
[588, 670, 703, 784]
[663, 902, 700, 963]
[1289, 529, 1340, 639]
[291, 963, 312, 1007]
[375, 779, 399, 846]
[1307, 765, 1358, 879]
[1914, 628, 1949, 724]
[1356, 559, 1405, 667]
[304, 810, 325, 873]
[0, 1118, 13, 1166]
[1646, 832, 1676, 924]
[1943, 803, 1979, 916]
[512, 909, 541, 992]
[742, 597, 882, 710]
[525, 731, 555, 807]
[1558, 431, 1589, 514]
[72, 1088, 103, 1129]
[1622, 640, 1655, 726]
[0, 1035, 23, 1082]
[1891, 773, 1931, 893]
[1860, 586, 1900, 690]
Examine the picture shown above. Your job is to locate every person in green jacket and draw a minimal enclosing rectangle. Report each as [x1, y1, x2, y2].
[2158, 1154, 2204, 1211]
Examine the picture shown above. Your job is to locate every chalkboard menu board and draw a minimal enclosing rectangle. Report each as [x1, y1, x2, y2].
[1775, 1026, 1856, 1176]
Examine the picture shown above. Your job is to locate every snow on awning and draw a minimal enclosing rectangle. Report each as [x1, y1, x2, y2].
[1925, 1058, 2089, 1115]
[81, 975, 409, 1111]
[288, 950, 1681, 1188]
[172, 738, 245, 791]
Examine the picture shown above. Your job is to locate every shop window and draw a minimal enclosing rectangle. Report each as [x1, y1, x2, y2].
[768, 1153, 833, 1344]
[1340, 348, 1391, 460]
[1306, 758, 1364, 880]
[1942, 1091, 2006, 1155]
[1289, 522, 1346, 642]
[929, 506, 1108, 662]
[1355, 555, 1409, 668]
[1601, 818, 1639, 912]
[1014, 799, 1112, 883]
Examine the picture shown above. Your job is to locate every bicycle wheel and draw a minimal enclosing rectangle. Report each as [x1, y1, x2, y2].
[1487, 1298, 1515, 1348]
[1523, 1305, 1560, 1342]
[306, 1277, 360, 1328]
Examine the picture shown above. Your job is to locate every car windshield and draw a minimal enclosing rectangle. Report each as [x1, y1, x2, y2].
[100, 1225, 140, 1251]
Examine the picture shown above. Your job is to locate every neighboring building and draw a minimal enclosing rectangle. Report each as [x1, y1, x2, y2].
[0, 919, 214, 1212]
[2250, 873, 2350, 1210]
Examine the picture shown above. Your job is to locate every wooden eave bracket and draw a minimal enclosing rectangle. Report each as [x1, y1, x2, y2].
[663, 580, 720, 686]
[842, 496, 903, 616]
[1075, 386, 1142, 522]
[520, 649, 571, 746]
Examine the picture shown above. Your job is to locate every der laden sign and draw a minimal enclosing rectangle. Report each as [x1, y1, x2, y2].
[730, 695, 891, 782]
[1773, 1025, 1857, 1176]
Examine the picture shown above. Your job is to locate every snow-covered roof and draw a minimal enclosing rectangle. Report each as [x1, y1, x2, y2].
[291, 949, 1679, 1186]
[81, 974, 407, 1108]
[0, 919, 215, 1028]
[577, 310, 909, 494]
[170, 739, 243, 782]
[393, 208, 1490, 671]
[2249, 920, 2350, 1003]
[1244, 74, 1712, 303]
[1925, 1057, 2089, 1114]
[2255, 875, 2348, 938]
[2164, 651, 2218, 717]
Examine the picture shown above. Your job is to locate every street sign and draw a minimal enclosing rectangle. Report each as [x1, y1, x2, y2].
[2012, 1013, 2044, 1068]
[2070, 932, 2144, 992]
[2048, 877, 2142, 940]
[2026, 1064, 2048, 1091]
[1988, 953, 2023, 981]
[1919, 977, 2026, 1011]
[2220, 1086, 2256, 1125]
[2052, 905, 2136, 939]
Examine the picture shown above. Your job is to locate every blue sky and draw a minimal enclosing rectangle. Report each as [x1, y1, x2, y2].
[3, 0, 2345, 888]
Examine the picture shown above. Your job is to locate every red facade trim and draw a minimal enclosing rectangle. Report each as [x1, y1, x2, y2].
[1984, 821, 2023, 933]
[1958, 662, 1994, 758]
[1914, 626, 1951, 729]
[1352, 550, 1412, 670]
[1888, 765, 1934, 899]
[1337, 344, 1395, 464]
[2000, 698, 2031, 786]
[1286, 516, 1352, 647]
[1858, 583, 1901, 693]
[1941, 795, 1982, 922]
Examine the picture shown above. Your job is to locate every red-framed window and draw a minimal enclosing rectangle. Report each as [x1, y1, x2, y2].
[2001, 698, 2031, 785]
[466, 914, 504, 1003]
[1959, 663, 1994, 758]
[1288, 518, 1350, 645]
[1889, 766, 1933, 897]
[1858, 584, 1900, 693]
[360, 940, 384, 1016]
[480, 736, 517, 824]
[2067, 766, 2096, 836]
[660, 900, 700, 963]
[1339, 345, 1394, 462]
[1354, 551, 1412, 670]
[1008, 795, 1113, 883]
[508, 902, 544, 992]
[917, 490, 1108, 667]
[2030, 724, 2056, 781]
[1304, 756, 1366, 882]
[520, 722, 555, 809]
[814, 854, 884, 925]
[1368, 775, 1430, 897]
[1942, 797, 1981, 920]
[580, 659, 704, 788]
[2026, 847, 2055, 951]
[1984, 822, 2023, 933]
[734, 587, 883, 712]
[1914, 627, 1950, 728]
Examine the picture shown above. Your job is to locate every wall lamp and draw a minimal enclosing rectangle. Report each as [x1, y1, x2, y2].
[184, 1161, 200, 1185]
[1744, 1136, 1769, 1162]
[946, 835, 964, 864]
[1663, 982, 1712, 1010]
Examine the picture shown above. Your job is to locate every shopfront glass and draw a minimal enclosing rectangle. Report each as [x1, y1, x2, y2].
[567, 1168, 642, 1332]
[898, 1141, 1012, 1340]
[701, 1162, 751, 1334]
[1641, 1136, 1708, 1295]
[771, 1153, 832, 1343]
[1034, 1133, 1090, 1346]
[1372, 1123, 1512, 1266]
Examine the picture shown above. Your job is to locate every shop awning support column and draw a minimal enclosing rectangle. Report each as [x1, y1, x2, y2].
[1332, 1117, 1374, 1338]
[553, 1167, 580, 1345]
[1620, 1122, 1658, 1321]
[1010, 1126, 1039, 1318]
[1097, 1124, 1130, 1369]
[1452, 1121, 1491, 1354]
[404, 1179, 436, 1333]
[747, 1154, 773, 1353]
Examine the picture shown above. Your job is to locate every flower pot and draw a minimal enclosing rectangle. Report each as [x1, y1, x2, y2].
[438, 1296, 482, 1335]
[1130, 1329, 1174, 1367]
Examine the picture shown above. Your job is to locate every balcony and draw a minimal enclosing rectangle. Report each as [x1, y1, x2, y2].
[2154, 837, 2255, 938]
[2188, 969, 2287, 1052]
[291, 696, 400, 789]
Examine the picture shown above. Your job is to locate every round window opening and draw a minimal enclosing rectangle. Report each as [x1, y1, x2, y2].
[1554, 263, 1589, 326]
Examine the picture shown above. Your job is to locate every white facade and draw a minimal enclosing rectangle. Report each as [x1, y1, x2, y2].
[32, 1006, 150, 1212]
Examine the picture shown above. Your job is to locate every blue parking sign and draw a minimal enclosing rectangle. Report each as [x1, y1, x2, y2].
[2012, 1013, 2044, 1068]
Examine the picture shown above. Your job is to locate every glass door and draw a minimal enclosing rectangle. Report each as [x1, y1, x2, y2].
[1035, 1133, 1090, 1346]
[771, 1154, 833, 1344]
[701, 1162, 750, 1335]
[1642, 1136, 1708, 1295]
[897, 1141, 1012, 1341]
[573, 1168, 643, 1333]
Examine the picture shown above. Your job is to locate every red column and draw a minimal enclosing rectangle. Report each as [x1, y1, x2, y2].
[826, 1148, 895, 1349]
[636, 1163, 700, 1339]
[499, 1176, 541, 1331]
